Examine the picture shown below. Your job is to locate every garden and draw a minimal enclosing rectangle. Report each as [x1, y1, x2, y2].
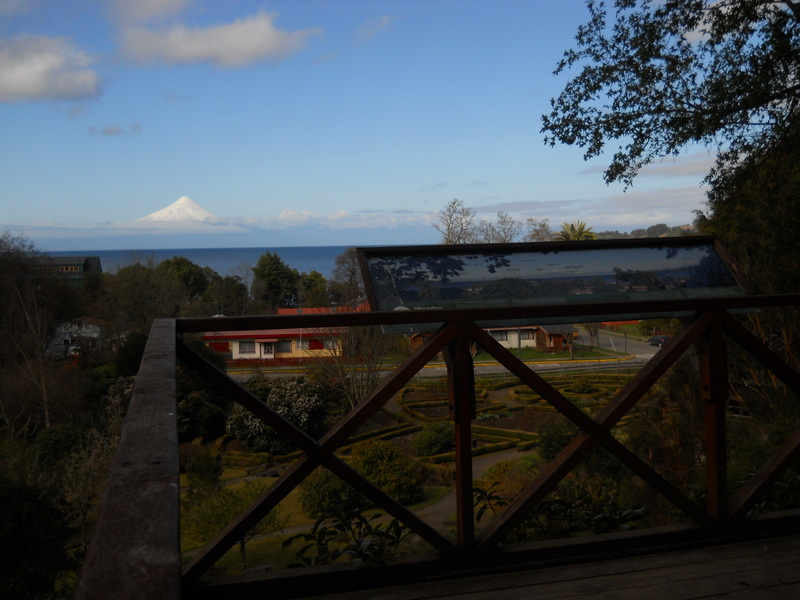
[177, 368, 662, 576]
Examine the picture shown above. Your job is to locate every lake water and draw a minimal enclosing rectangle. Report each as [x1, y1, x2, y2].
[48, 245, 350, 278]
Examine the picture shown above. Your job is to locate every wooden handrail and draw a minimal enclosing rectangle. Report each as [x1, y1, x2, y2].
[75, 319, 180, 600]
[76, 295, 800, 598]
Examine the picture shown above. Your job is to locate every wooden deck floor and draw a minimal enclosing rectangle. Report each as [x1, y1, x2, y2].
[289, 532, 800, 600]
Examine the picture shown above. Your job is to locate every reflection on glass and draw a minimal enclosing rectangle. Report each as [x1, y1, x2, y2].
[360, 242, 746, 328]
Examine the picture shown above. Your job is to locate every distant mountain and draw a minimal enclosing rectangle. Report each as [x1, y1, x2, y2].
[136, 196, 224, 226]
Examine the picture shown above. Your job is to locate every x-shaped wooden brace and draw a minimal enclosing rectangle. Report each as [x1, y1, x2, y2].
[473, 313, 718, 548]
[179, 324, 463, 584]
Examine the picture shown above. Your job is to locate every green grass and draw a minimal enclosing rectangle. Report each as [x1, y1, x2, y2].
[186, 484, 453, 576]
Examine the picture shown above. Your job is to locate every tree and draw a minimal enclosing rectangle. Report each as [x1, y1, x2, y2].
[252, 252, 300, 312]
[0, 233, 81, 432]
[542, 0, 800, 187]
[696, 122, 800, 363]
[433, 200, 560, 244]
[523, 217, 555, 242]
[102, 258, 187, 335]
[203, 273, 250, 316]
[433, 199, 477, 244]
[298, 270, 329, 307]
[556, 221, 596, 241]
[156, 256, 209, 300]
[309, 324, 402, 410]
[474, 211, 522, 243]
[329, 247, 365, 308]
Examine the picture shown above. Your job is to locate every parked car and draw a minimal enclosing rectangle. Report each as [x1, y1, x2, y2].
[648, 335, 670, 347]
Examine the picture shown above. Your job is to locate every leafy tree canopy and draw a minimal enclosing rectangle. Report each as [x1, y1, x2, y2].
[556, 221, 596, 241]
[542, 0, 800, 187]
[252, 251, 301, 311]
[156, 256, 209, 298]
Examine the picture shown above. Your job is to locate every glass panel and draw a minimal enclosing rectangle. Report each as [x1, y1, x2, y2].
[359, 238, 748, 331]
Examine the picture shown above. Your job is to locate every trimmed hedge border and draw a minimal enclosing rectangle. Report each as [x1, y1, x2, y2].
[421, 440, 520, 464]
[338, 424, 422, 454]
[222, 450, 274, 469]
[471, 425, 538, 441]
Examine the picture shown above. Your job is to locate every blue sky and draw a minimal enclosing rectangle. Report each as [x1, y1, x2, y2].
[0, 0, 713, 251]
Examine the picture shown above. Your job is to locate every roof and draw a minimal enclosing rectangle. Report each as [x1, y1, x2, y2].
[483, 325, 538, 332]
[277, 302, 370, 315]
[46, 256, 103, 271]
[202, 327, 339, 341]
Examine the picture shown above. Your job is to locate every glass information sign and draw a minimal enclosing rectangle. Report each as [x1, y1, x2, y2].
[357, 237, 748, 331]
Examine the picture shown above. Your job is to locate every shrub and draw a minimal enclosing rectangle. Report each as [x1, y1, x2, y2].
[226, 376, 328, 454]
[570, 378, 599, 394]
[177, 391, 227, 442]
[350, 440, 424, 505]
[476, 412, 499, 421]
[413, 421, 455, 456]
[32, 423, 86, 469]
[184, 450, 222, 503]
[300, 467, 366, 519]
[537, 417, 577, 463]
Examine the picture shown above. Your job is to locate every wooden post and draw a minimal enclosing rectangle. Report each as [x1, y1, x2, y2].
[444, 322, 476, 552]
[698, 313, 729, 522]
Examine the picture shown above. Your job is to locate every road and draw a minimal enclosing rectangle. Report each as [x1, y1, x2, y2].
[228, 330, 663, 382]
[415, 330, 659, 378]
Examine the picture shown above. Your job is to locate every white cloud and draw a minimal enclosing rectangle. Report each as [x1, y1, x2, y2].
[356, 16, 394, 41]
[0, 0, 29, 18]
[253, 208, 431, 231]
[582, 185, 708, 228]
[325, 209, 431, 230]
[111, 0, 188, 24]
[271, 209, 325, 227]
[0, 35, 100, 102]
[122, 12, 321, 68]
[89, 123, 142, 136]
[638, 152, 716, 178]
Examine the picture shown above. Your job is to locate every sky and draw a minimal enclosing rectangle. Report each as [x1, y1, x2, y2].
[0, 0, 714, 251]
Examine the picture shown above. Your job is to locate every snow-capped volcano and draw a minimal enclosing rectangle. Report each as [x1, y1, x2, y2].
[137, 196, 224, 225]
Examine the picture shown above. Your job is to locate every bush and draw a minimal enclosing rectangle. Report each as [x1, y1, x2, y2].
[177, 391, 227, 442]
[32, 423, 86, 469]
[226, 376, 328, 454]
[413, 421, 455, 456]
[300, 467, 366, 519]
[537, 417, 577, 463]
[0, 476, 70, 598]
[184, 450, 222, 503]
[350, 441, 424, 505]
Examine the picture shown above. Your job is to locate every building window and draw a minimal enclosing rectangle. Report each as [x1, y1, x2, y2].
[490, 330, 508, 342]
[520, 329, 534, 340]
[297, 338, 325, 351]
[239, 341, 256, 354]
[261, 342, 275, 355]
[276, 340, 292, 353]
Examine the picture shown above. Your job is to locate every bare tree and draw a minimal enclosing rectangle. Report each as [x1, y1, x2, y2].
[330, 247, 365, 307]
[310, 325, 402, 410]
[523, 217, 555, 242]
[475, 211, 522, 243]
[433, 199, 477, 244]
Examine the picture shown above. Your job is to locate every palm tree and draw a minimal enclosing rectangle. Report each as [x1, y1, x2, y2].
[556, 221, 596, 241]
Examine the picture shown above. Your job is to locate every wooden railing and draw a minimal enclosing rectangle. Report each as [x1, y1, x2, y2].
[76, 294, 800, 599]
